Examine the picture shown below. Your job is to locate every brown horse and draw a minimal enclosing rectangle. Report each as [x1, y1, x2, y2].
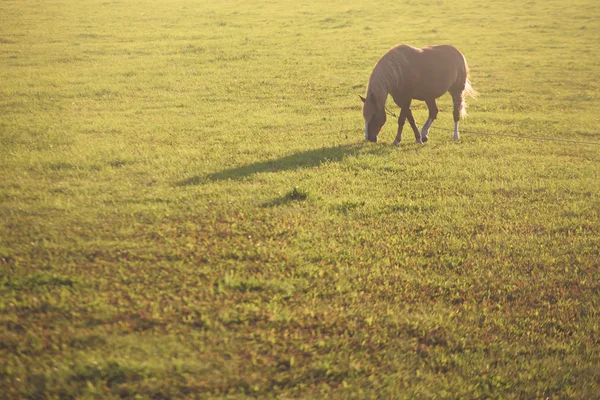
[360, 44, 476, 144]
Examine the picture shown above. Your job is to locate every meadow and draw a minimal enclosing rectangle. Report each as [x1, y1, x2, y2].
[1, 0, 599, 398]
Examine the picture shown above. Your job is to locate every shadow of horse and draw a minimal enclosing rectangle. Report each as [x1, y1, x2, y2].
[176, 143, 376, 186]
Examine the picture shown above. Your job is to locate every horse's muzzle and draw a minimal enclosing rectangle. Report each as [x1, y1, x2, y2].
[365, 122, 377, 142]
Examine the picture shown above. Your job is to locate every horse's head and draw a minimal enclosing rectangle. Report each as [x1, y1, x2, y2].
[360, 93, 386, 142]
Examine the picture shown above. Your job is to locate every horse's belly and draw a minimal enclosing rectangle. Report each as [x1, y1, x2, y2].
[413, 87, 449, 101]
[413, 65, 456, 100]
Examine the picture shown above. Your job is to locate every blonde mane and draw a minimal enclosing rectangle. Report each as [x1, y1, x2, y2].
[365, 45, 415, 109]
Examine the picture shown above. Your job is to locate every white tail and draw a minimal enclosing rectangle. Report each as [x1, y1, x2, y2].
[460, 78, 478, 119]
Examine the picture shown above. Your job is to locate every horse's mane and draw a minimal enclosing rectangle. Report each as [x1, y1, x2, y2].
[366, 45, 416, 107]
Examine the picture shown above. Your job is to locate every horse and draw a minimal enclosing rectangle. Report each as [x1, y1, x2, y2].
[360, 44, 476, 145]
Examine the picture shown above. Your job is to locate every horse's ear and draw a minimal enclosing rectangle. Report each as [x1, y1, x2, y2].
[359, 95, 366, 103]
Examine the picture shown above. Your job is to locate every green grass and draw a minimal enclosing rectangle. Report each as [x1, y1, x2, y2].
[1, 0, 600, 398]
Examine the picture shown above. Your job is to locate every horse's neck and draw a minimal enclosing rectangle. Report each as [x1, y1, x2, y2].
[372, 57, 406, 107]
[370, 82, 389, 109]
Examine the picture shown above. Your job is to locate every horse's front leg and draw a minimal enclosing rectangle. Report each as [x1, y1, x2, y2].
[406, 109, 422, 144]
[393, 108, 408, 146]
[420, 99, 439, 143]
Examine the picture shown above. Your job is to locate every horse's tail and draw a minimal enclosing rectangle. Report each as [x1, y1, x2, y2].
[458, 57, 477, 119]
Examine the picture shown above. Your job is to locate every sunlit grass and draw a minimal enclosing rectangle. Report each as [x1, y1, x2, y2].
[1, 0, 599, 398]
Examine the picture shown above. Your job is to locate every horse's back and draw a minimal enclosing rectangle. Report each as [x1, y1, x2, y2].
[391, 44, 464, 64]
[413, 45, 468, 100]
[423, 44, 464, 56]
[422, 45, 466, 71]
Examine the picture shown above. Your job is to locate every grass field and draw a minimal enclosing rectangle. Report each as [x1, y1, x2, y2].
[2, 0, 600, 398]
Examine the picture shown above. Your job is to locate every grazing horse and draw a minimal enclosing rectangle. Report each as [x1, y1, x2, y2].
[360, 44, 476, 144]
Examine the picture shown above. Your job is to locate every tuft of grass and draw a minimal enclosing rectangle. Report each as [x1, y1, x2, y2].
[263, 186, 310, 207]
[285, 186, 309, 202]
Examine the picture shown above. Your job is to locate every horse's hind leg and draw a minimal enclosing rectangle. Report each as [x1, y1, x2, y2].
[420, 99, 438, 142]
[450, 90, 464, 141]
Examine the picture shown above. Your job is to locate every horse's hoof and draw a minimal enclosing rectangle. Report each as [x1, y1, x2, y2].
[392, 140, 400, 146]
[421, 136, 428, 143]
[415, 139, 423, 145]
